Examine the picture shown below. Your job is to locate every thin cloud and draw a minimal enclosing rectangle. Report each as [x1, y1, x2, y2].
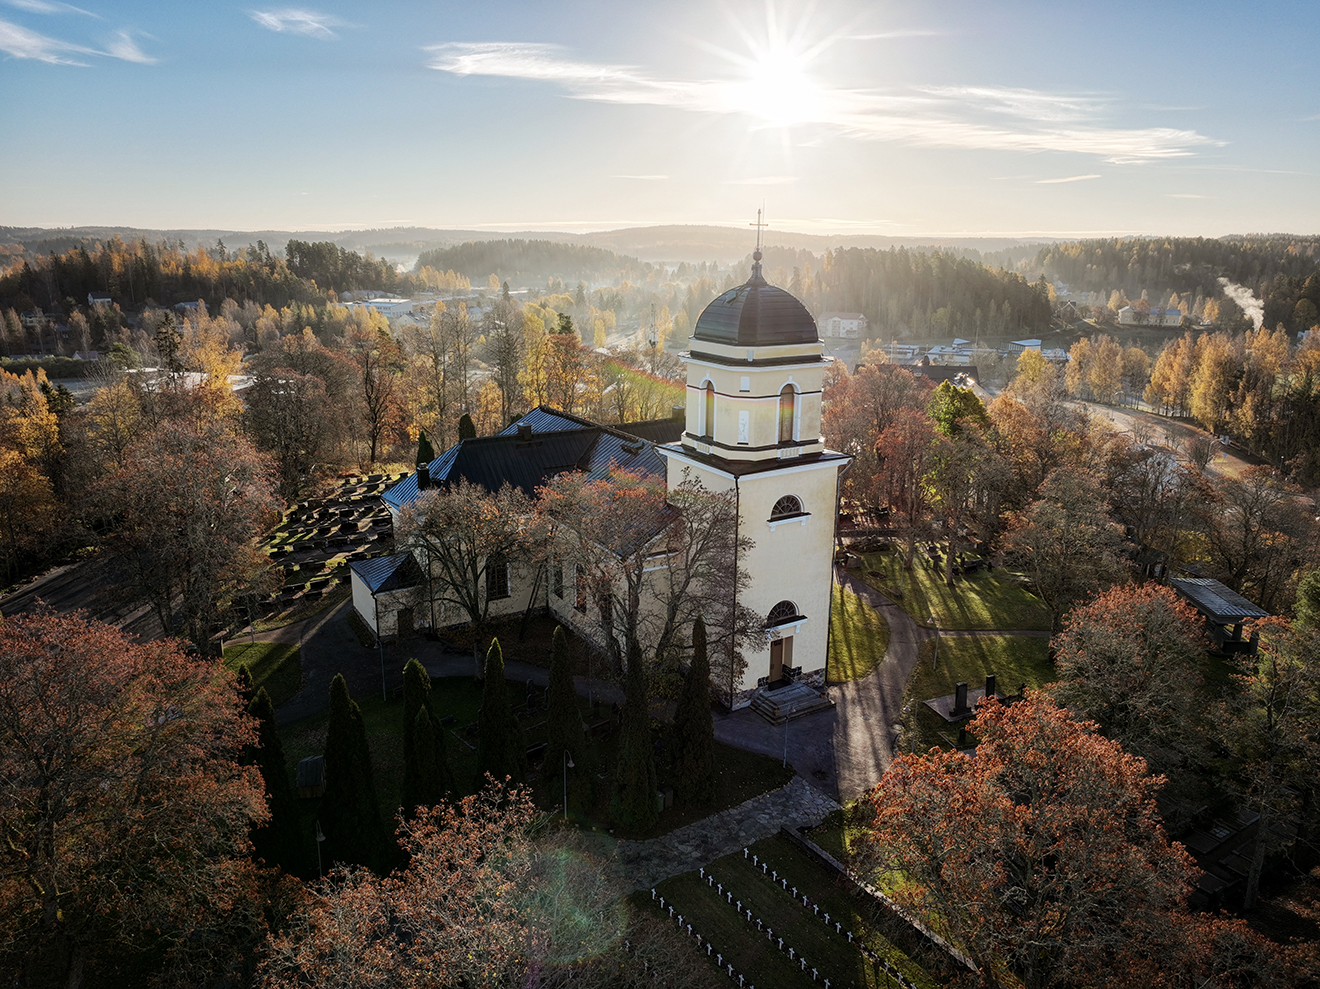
[0, 17, 94, 63]
[105, 29, 155, 63]
[847, 30, 942, 40]
[427, 42, 1221, 162]
[1168, 193, 1210, 199]
[250, 8, 346, 39]
[613, 174, 669, 180]
[1037, 174, 1101, 184]
[724, 175, 798, 185]
[3, 0, 98, 16]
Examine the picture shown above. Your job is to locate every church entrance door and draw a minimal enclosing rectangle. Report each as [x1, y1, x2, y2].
[769, 635, 792, 685]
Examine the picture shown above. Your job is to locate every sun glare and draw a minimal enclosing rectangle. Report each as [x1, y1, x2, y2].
[734, 48, 822, 126]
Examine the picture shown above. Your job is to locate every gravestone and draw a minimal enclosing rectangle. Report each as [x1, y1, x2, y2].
[985, 673, 997, 699]
[952, 681, 970, 716]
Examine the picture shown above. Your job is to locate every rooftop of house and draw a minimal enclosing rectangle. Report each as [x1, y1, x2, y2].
[1169, 577, 1270, 623]
[348, 551, 425, 593]
[382, 406, 679, 512]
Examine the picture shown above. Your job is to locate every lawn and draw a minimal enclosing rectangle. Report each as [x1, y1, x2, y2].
[828, 580, 890, 683]
[645, 834, 939, 988]
[223, 640, 303, 707]
[897, 633, 1054, 753]
[856, 548, 1051, 631]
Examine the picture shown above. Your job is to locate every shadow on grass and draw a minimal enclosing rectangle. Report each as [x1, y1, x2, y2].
[829, 581, 890, 683]
[224, 640, 302, 707]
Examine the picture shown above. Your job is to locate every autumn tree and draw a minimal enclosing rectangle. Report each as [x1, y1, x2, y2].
[478, 638, 527, 784]
[0, 613, 269, 986]
[1050, 584, 1208, 827]
[1219, 618, 1320, 909]
[612, 638, 659, 830]
[396, 479, 537, 628]
[669, 617, 716, 806]
[244, 367, 329, 498]
[346, 317, 404, 463]
[855, 693, 1201, 989]
[1002, 466, 1126, 631]
[93, 420, 281, 655]
[539, 467, 761, 699]
[0, 448, 59, 583]
[322, 674, 389, 872]
[874, 412, 938, 568]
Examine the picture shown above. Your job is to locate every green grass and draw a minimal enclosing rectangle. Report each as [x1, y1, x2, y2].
[856, 549, 1051, 631]
[828, 581, 890, 683]
[897, 634, 1054, 753]
[223, 640, 303, 707]
[647, 835, 938, 988]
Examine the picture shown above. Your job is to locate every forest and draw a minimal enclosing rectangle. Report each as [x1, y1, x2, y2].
[416, 238, 650, 284]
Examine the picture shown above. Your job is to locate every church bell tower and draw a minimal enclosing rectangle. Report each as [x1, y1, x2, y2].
[659, 217, 851, 708]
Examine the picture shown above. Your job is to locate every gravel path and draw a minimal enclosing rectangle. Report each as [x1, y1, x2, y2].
[613, 777, 840, 891]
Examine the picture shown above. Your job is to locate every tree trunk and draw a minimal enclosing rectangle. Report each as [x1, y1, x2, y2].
[1243, 814, 1269, 910]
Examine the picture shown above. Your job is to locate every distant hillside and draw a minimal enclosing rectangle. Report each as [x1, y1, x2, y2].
[415, 239, 645, 284]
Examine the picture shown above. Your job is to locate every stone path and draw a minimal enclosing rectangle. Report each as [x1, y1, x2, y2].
[613, 777, 840, 891]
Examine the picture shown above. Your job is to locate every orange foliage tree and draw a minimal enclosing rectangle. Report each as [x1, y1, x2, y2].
[853, 693, 1292, 989]
[0, 612, 271, 986]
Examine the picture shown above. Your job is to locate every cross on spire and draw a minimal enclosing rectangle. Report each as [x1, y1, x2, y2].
[750, 207, 768, 257]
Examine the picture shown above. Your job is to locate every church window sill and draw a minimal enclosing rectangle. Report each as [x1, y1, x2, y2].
[767, 512, 811, 531]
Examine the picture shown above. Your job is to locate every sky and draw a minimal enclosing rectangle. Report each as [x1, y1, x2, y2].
[2, 0, 1318, 239]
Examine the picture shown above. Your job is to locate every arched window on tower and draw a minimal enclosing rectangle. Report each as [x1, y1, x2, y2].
[770, 494, 803, 520]
[778, 384, 796, 443]
[703, 381, 716, 438]
[766, 600, 800, 627]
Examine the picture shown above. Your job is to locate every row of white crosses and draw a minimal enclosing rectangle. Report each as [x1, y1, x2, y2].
[651, 887, 754, 988]
[699, 860, 830, 987]
[743, 848, 923, 989]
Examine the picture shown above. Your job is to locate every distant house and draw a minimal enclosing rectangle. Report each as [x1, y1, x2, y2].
[1118, 306, 1183, 327]
[1008, 338, 1043, 354]
[817, 312, 867, 339]
[87, 292, 112, 307]
[174, 301, 200, 316]
[347, 298, 418, 320]
[19, 310, 44, 331]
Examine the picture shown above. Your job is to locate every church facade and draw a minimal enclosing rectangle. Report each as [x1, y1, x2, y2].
[358, 251, 850, 708]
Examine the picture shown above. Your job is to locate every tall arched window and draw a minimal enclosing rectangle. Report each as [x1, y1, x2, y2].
[703, 381, 716, 438]
[778, 384, 796, 443]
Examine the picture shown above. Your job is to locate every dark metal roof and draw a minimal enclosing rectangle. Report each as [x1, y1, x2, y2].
[616, 418, 685, 445]
[692, 257, 819, 348]
[383, 406, 669, 512]
[1168, 577, 1270, 622]
[349, 551, 424, 593]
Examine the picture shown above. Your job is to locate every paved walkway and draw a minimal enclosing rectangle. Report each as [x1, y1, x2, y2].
[613, 777, 840, 891]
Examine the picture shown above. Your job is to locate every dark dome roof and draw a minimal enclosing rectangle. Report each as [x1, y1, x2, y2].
[692, 255, 818, 348]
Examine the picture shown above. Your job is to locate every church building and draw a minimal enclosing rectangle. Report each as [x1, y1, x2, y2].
[353, 247, 850, 709]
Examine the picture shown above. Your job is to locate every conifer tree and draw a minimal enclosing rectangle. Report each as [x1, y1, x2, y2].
[546, 625, 590, 815]
[416, 430, 435, 467]
[458, 413, 477, 440]
[402, 658, 453, 814]
[477, 638, 526, 783]
[235, 662, 254, 706]
[670, 617, 716, 806]
[248, 686, 302, 873]
[322, 673, 387, 871]
[612, 637, 658, 830]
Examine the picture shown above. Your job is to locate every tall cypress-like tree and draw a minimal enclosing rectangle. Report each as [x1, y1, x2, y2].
[322, 674, 387, 871]
[416, 430, 435, 467]
[458, 413, 477, 440]
[477, 638, 526, 783]
[545, 625, 590, 815]
[402, 658, 453, 815]
[235, 662, 254, 706]
[248, 686, 302, 873]
[670, 617, 716, 806]
[612, 637, 658, 830]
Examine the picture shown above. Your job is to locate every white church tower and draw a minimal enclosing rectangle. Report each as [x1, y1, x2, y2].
[658, 233, 851, 709]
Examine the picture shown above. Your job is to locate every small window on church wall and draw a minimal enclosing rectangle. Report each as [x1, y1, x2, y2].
[770, 495, 803, 520]
[767, 600, 799, 626]
[703, 382, 715, 438]
[778, 385, 796, 443]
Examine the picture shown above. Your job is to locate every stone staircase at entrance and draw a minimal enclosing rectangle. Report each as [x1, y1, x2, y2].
[750, 682, 834, 725]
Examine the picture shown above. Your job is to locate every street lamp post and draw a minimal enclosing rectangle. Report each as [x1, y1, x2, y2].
[562, 750, 575, 821]
[315, 820, 326, 877]
[930, 610, 939, 671]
